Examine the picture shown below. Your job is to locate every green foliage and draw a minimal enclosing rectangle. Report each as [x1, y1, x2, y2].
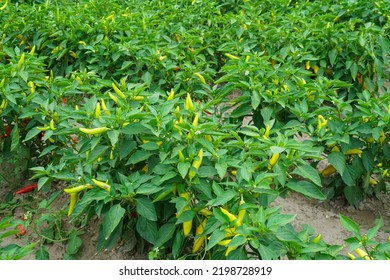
[0, 0, 389, 260]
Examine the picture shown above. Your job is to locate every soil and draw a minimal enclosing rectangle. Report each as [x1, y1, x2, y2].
[1, 180, 389, 260]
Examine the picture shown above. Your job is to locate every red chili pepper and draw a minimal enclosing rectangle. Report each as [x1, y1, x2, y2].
[14, 183, 38, 195]
[63, 98, 67, 104]
[16, 224, 26, 235]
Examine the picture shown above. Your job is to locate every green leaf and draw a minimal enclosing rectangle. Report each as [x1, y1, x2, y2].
[24, 127, 41, 141]
[10, 125, 20, 152]
[172, 231, 184, 259]
[258, 244, 279, 260]
[121, 122, 150, 135]
[35, 246, 50, 260]
[215, 161, 227, 179]
[362, 150, 374, 173]
[136, 217, 157, 244]
[154, 223, 176, 248]
[228, 234, 247, 247]
[102, 204, 125, 239]
[127, 150, 151, 165]
[251, 91, 261, 110]
[176, 210, 195, 224]
[206, 189, 238, 206]
[177, 162, 190, 179]
[339, 214, 361, 239]
[366, 218, 384, 240]
[267, 213, 296, 228]
[328, 49, 337, 66]
[327, 152, 345, 175]
[66, 235, 82, 255]
[135, 197, 157, 221]
[291, 165, 322, 187]
[119, 140, 137, 160]
[107, 130, 120, 146]
[286, 181, 326, 200]
[198, 166, 217, 178]
[205, 229, 226, 250]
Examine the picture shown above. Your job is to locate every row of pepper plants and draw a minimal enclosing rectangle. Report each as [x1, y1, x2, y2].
[0, 0, 389, 259]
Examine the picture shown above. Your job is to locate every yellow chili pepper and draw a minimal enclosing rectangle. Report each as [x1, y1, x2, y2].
[218, 239, 232, 246]
[37, 125, 50, 131]
[49, 119, 57, 130]
[345, 149, 362, 156]
[321, 165, 337, 177]
[317, 115, 328, 131]
[192, 113, 199, 127]
[192, 218, 207, 253]
[225, 53, 239, 60]
[91, 179, 111, 192]
[185, 93, 194, 112]
[27, 81, 35, 93]
[194, 72, 206, 84]
[267, 153, 280, 170]
[263, 124, 270, 139]
[108, 92, 119, 105]
[188, 149, 203, 179]
[312, 234, 321, 243]
[100, 98, 110, 115]
[95, 102, 101, 118]
[68, 193, 77, 217]
[0, 0, 9, 10]
[17, 53, 25, 69]
[29, 45, 36, 55]
[225, 246, 238, 256]
[348, 253, 356, 260]
[112, 82, 126, 99]
[178, 150, 185, 163]
[355, 248, 371, 260]
[199, 208, 212, 217]
[220, 207, 238, 224]
[167, 88, 175, 101]
[79, 127, 110, 135]
[237, 198, 246, 225]
[64, 184, 93, 194]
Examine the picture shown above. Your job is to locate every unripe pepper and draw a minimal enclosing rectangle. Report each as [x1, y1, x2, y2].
[188, 149, 203, 179]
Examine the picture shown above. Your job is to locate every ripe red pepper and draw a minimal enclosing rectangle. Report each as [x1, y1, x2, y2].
[14, 183, 38, 195]
[16, 224, 26, 235]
